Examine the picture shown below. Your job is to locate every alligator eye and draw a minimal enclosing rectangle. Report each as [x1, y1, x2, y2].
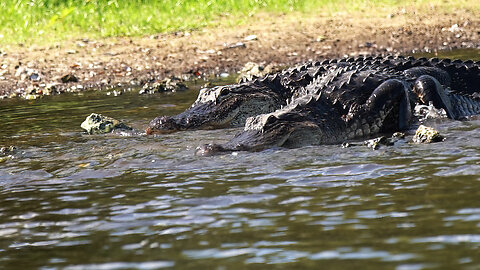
[220, 88, 230, 96]
[265, 115, 278, 125]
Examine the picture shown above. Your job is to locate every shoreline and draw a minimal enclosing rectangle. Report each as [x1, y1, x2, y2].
[1, 8, 479, 99]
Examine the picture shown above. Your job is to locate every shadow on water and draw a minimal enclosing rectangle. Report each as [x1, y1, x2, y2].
[0, 49, 480, 269]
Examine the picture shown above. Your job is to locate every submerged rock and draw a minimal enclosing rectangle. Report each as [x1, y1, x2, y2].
[140, 77, 187, 94]
[342, 132, 406, 150]
[363, 132, 405, 150]
[81, 113, 133, 134]
[363, 136, 391, 150]
[412, 125, 445, 143]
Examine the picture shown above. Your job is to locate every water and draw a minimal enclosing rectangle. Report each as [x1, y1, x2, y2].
[1, 51, 480, 269]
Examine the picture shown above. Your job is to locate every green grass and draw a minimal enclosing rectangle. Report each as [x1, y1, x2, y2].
[0, 0, 477, 45]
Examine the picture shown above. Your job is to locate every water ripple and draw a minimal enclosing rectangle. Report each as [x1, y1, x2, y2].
[2, 62, 480, 269]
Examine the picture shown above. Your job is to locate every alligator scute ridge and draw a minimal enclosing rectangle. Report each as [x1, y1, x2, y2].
[145, 55, 480, 155]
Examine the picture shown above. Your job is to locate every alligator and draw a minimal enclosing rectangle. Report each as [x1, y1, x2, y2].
[145, 55, 480, 155]
[146, 60, 327, 134]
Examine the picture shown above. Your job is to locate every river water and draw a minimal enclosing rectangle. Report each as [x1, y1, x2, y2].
[1, 50, 480, 269]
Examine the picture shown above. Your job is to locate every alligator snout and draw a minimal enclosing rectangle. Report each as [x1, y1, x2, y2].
[146, 116, 179, 134]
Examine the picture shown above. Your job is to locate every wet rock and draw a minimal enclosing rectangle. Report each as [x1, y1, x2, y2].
[414, 102, 447, 120]
[139, 77, 187, 94]
[0, 146, 16, 163]
[81, 113, 133, 134]
[0, 146, 16, 156]
[42, 83, 60, 95]
[237, 62, 279, 83]
[363, 132, 405, 150]
[61, 74, 78, 83]
[23, 94, 40, 100]
[106, 90, 122, 96]
[342, 132, 405, 149]
[412, 125, 444, 143]
[391, 132, 406, 140]
[364, 136, 391, 150]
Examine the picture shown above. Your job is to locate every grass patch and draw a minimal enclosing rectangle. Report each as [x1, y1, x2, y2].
[0, 0, 478, 45]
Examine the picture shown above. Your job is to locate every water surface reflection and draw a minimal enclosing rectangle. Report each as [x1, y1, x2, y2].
[1, 51, 480, 269]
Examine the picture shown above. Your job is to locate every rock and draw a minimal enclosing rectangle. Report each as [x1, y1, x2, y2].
[23, 94, 40, 100]
[391, 132, 406, 140]
[106, 90, 122, 96]
[342, 132, 406, 149]
[364, 136, 392, 150]
[0, 146, 16, 163]
[244, 35, 257, 41]
[412, 125, 444, 143]
[61, 74, 78, 83]
[81, 113, 132, 134]
[0, 146, 16, 156]
[237, 62, 279, 83]
[225, 42, 246, 49]
[316, 35, 326, 42]
[139, 77, 187, 94]
[43, 83, 59, 95]
[29, 73, 41, 81]
[15, 67, 42, 81]
[364, 132, 406, 149]
[414, 102, 447, 120]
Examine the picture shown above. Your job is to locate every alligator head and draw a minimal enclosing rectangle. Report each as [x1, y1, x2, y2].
[195, 94, 344, 156]
[146, 82, 284, 134]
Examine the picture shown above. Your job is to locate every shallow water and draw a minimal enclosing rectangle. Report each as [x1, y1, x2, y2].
[1, 51, 480, 269]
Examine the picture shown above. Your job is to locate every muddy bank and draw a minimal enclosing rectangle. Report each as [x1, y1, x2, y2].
[0, 7, 479, 99]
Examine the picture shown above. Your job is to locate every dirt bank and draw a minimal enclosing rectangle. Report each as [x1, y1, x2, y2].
[0, 7, 479, 99]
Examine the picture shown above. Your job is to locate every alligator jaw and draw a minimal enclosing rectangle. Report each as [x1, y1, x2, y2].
[194, 122, 294, 156]
[146, 100, 241, 134]
[146, 115, 183, 134]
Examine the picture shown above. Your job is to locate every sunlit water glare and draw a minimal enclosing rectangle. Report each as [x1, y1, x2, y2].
[1, 50, 479, 269]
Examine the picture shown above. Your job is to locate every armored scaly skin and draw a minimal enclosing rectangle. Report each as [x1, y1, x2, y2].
[205, 64, 480, 153]
[147, 55, 480, 134]
[146, 60, 343, 133]
[145, 55, 480, 155]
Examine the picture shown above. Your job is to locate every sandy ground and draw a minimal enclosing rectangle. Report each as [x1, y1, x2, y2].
[0, 7, 479, 99]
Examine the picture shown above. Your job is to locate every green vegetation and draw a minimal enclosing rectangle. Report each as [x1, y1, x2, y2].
[0, 0, 477, 45]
